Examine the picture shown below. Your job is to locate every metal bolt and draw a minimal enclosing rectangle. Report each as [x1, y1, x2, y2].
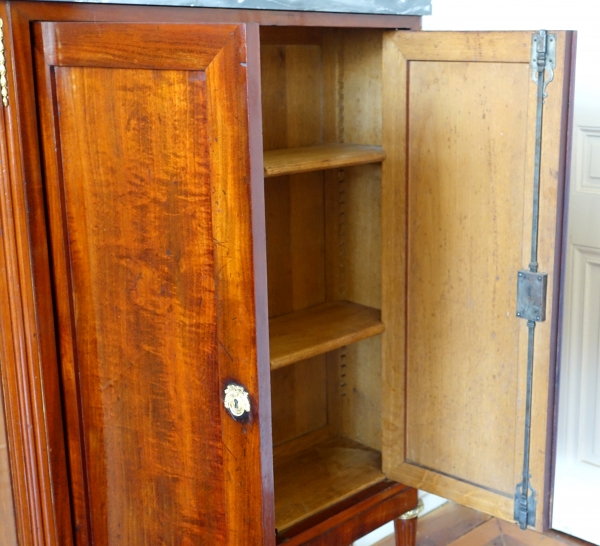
[517, 312, 522, 316]
[538, 276, 542, 281]
[536, 316, 540, 321]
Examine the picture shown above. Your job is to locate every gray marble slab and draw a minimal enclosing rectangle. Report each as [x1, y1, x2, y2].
[47, 0, 431, 16]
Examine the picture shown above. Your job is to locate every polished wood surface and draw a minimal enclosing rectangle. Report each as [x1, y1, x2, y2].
[395, 517, 417, 546]
[264, 144, 385, 177]
[269, 301, 384, 369]
[274, 436, 386, 532]
[34, 20, 272, 545]
[278, 481, 417, 546]
[1, 4, 74, 544]
[0, 4, 573, 544]
[0, 387, 17, 546]
[14, 1, 422, 29]
[377, 502, 591, 546]
[381, 31, 574, 528]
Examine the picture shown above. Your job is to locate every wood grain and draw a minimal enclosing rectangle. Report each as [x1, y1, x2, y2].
[1, 5, 73, 545]
[406, 59, 530, 493]
[264, 144, 385, 177]
[274, 436, 386, 532]
[277, 481, 417, 546]
[395, 517, 417, 546]
[261, 38, 330, 458]
[391, 31, 532, 63]
[376, 502, 589, 546]
[0, 5, 421, 545]
[34, 21, 273, 545]
[381, 31, 574, 528]
[16, 2, 422, 30]
[0, 387, 17, 546]
[269, 300, 384, 369]
[270, 358, 328, 445]
[449, 518, 587, 546]
[39, 22, 239, 68]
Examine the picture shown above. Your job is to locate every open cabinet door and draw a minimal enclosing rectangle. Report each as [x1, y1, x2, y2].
[381, 31, 574, 530]
[32, 21, 273, 545]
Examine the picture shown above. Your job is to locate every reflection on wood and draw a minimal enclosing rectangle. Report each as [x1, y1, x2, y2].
[274, 436, 385, 532]
[264, 144, 385, 177]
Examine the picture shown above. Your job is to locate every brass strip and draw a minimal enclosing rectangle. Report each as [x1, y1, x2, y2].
[399, 498, 424, 520]
[0, 19, 8, 107]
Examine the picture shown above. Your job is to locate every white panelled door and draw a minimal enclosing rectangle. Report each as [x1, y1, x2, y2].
[552, 27, 600, 544]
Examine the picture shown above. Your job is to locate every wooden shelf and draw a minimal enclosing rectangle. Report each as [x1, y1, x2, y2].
[274, 437, 385, 532]
[269, 301, 385, 370]
[263, 144, 386, 178]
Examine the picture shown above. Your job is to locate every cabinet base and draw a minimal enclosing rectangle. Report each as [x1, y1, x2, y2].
[276, 480, 418, 546]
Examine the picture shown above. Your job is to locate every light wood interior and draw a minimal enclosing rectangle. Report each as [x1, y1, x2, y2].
[273, 437, 385, 532]
[262, 27, 570, 533]
[269, 300, 384, 370]
[263, 143, 385, 177]
[380, 31, 570, 529]
[260, 26, 387, 530]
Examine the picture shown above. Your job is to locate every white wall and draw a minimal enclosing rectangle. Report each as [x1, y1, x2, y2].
[423, 0, 600, 114]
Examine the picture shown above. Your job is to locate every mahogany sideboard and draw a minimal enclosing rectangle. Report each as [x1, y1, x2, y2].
[0, 2, 575, 544]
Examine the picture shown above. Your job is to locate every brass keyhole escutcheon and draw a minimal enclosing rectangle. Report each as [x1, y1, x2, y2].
[223, 383, 251, 419]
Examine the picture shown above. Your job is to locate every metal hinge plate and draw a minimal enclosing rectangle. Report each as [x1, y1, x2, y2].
[516, 270, 547, 322]
[530, 31, 556, 98]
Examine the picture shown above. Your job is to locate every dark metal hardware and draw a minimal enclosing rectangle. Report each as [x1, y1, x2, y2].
[513, 29, 556, 531]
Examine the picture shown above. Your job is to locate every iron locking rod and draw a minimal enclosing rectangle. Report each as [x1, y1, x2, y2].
[514, 29, 556, 530]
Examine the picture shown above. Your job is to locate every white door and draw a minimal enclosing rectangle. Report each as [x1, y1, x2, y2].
[552, 25, 600, 544]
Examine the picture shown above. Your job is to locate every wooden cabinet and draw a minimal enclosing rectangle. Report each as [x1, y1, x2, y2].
[0, 2, 574, 545]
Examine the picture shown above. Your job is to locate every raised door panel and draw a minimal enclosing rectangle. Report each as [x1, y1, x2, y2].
[33, 22, 272, 545]
[382, 31, 573, 529]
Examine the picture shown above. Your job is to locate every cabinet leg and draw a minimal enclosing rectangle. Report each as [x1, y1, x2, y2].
[394, 516, 417, 546]
[394, 498, 423, 546]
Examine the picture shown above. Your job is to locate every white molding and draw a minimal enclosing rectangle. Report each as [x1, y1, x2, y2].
[574, 126, 600, 195]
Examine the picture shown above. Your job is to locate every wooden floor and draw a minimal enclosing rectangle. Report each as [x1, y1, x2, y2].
[375, 503, 593, 546]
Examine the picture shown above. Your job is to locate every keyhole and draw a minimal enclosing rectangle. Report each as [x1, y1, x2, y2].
[234, 399, 239, 409]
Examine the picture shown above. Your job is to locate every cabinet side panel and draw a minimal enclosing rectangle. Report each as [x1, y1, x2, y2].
[335, 31, 385, 450]
[261, 39, 329, 448]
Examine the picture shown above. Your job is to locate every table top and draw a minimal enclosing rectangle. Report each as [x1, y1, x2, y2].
[41, 0, 431, 15]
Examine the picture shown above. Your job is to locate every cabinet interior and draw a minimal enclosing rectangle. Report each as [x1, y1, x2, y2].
[260, 27, 390, 532]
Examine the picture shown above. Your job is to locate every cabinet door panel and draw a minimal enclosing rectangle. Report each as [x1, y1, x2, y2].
[382, 31, 573, 529]
[33, 22, 272, 545]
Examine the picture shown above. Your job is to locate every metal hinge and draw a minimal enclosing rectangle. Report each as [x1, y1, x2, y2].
[513, 30, 557, 531]
[530, 30, 556, 100]
[0, 19, 8, 108]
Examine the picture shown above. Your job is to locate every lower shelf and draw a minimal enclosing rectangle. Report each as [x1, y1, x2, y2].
[274, 436, 386, 532]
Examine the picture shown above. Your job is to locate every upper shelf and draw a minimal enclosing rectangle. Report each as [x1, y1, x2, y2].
[263, 144, 386, 178]
[269, 300, 385, 370]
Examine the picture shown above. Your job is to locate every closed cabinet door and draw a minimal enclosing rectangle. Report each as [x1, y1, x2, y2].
[381, 30, 574, 530]
[33, 21, 273, 545]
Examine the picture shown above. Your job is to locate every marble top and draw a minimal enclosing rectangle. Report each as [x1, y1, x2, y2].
[46, 0, 431, 16]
